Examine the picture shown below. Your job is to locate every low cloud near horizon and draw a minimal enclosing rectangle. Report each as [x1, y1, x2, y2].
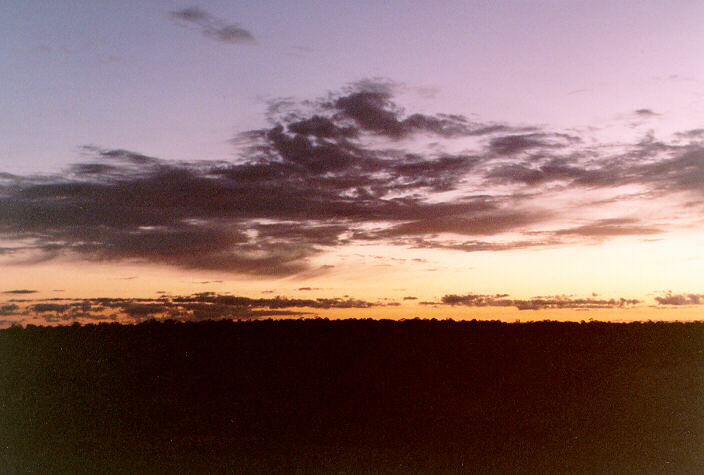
[3, 288, 704, 327]
[654, 292, 704, 306]
[424, 293, 641, 311]
[0, 292, 394, 326]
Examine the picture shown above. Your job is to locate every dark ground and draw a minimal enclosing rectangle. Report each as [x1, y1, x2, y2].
[1, 318, 703, 472]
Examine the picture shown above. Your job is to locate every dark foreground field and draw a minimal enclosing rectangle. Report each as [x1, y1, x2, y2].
[1, 318, 703, 472]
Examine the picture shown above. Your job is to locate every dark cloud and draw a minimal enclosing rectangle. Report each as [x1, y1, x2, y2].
[170, 6, 209, 22]
[431, 293, 640, 311]
[675, 129, 704, 139]
[3, 289, 38, 294]
[123, 303, 172, 318]
[654, 293, 704, 306]
[178, 293, 382, 310]
[0, 304, 20, 316]
[0, 82, 524, 275]
[8, 292, 392, 325]
[439, 294, 512, 307]
[169, 6, 255, 44]
[187, 305, 312, 321]
[483, 132, 704, 200]
[635, 146, 704, 195]
[512, 297, 640, 311]
[486, 158, 599, 186]
[488, 133, 577, 155]
[634, 109, 659, 117]
[30, 303, 70, 313]
[332, 90, 467, 139]
[322, 82, 517, 140]
[6, 288, 663, 321]
[2, 81, 703, 277]
[205, 24, 255, 44]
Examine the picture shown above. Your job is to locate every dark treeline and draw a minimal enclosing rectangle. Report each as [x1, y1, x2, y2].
[1, 318, 703, 472]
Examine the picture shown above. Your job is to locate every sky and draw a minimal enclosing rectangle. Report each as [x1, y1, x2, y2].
[2, 0, 704, 326]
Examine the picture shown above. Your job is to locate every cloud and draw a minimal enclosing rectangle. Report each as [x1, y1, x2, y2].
[405, 237, 557, 253]
[178, 293, 383, 310]
[3, 80, 704, 276]
[331, 87, 475, 139]
[266, 79, 514, 141]
[0, 304, 20, 316]
[486, 158, 600, 186]
[187, 305, 313, 321]
[11, 292, 392, 325]
[3, 289, 38, 294]
[123, 302, 172, 318]
[675, 129, 704, 139]
[427, 293, 640, 311]
[11, 287, 688, 324]
[0, 82, 523, 275]
[488, 133, 577, 156]
[634, 109, 659, 117]
[654, 293, 704, 305]
[552, 218, 663, 238]
[30, 303, 70, 313]
[169, 6, 255, 44]
[380, 210, 551, 238]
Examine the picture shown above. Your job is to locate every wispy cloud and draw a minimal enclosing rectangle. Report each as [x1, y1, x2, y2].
[552, 218, 663, 238]
[169, 6, 255, 45]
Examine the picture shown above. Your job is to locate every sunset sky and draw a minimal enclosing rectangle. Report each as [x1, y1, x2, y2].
[2, 1, 704, 325]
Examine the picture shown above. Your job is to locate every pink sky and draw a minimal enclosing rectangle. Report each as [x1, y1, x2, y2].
[1, 1, 704, 325]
